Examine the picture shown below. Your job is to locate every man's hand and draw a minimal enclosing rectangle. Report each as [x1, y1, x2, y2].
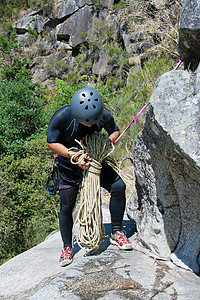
[108, 130, 120, 143]
[77, 154, 91, 170]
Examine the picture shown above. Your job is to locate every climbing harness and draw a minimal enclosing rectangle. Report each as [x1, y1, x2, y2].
[46, 154, 78, 195]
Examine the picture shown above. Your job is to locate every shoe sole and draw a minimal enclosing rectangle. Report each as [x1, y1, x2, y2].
[110, 238, 133, 250]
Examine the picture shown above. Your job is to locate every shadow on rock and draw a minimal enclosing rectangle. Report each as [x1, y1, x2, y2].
[73, 219, 137, 256]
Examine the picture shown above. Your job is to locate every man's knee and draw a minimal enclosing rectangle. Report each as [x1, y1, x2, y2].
[60, 204, 74, 216]
[111, 178, 126, 194]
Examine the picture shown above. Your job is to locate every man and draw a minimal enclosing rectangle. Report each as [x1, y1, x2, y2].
[47, 87, 133, 267]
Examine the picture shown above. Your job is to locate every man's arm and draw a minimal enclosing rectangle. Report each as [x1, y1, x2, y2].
[47, 142, 76, 159]
[47, 142, 90, 170]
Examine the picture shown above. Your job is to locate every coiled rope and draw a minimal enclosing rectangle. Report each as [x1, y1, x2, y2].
[71, 133, 114, 253]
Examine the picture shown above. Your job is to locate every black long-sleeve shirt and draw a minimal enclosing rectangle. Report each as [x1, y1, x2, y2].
[47, 105, 119, 184]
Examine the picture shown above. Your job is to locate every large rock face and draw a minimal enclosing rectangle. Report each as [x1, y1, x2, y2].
[178, 0, 200, 70]
[12, 0, 181, 82]
[127, 64, 200, 274]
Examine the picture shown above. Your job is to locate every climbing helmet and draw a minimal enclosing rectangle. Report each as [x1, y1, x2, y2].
[70, 88, 104, 125]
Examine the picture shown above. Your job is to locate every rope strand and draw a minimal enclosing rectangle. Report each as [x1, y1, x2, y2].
[72, 133, 114, 253]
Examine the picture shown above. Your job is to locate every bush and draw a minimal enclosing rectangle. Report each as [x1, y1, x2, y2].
[55, 79, 84, 107]
[0, 30, 18, 54]
[0, 25, 32, 80]
[46, 56, 68, 79]
[0, 136, 59, 265]
[0, 57, 32, 80]
[0, 77, 45, 155]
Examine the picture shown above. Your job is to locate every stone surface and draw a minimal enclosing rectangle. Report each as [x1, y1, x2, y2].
[138, 38, 155, 54]
[151, 0, 167, 9]
[122, 33, 138, 55]
[57, 5, 94, 47]
[0, 205, 199, 300]
[92, 51, 110, 76]
[58, 0, 94, 19]
[127, 65, 200, 274]
[178, 0, 200, 70]
[99, 0, 115, 10]
[14, 10, 46, 34]
[12, 0, 181, 84]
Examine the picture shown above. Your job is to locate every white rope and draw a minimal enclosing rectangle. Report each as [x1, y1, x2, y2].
[72, 133, 114, 253]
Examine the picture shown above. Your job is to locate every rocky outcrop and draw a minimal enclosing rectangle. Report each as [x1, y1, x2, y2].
[14, 9, 46, 34]
[12, 0, 181, 82]
[13, 0, 122, 80]
[57, 0, 94, 19]
[57, 5, 94, 47]
[127, 64, 200, 274]
[178, 0, 200, 70]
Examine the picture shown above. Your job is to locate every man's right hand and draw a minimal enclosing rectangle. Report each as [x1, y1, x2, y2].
[76, 154, 91, 170]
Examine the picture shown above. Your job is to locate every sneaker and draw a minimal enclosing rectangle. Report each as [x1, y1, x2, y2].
[110, 231, 133, 250]
[59, 246, 74, 267]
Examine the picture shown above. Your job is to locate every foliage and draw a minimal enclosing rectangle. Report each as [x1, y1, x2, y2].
[0, 29, 18, 54]
[66, 52, 93, 84]
[1, 57, 32, 80]
[0, 137, 59, 265]
[0, 77, 45, 155]
[55, 79, 84, 108]
[0, 1, 28, 22]
[0, 1, 53, 22]
[46, 56, 68, 79]
[0, 24, 33, 80]
[0, 22, 20, 58]
[125, 52, 174, 105]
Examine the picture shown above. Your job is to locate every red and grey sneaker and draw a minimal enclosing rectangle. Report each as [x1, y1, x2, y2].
[59, 246, 74, 267]
[110, 231, 133, 250]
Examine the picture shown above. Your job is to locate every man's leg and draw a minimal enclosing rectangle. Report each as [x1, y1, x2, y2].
[100, 162, 133, 250]
[100, 162, 126, 232]
[59, 185, 79, 266]
[59, 185, 79, 247]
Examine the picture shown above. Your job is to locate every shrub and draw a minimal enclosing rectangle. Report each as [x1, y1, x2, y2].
[54, 79, 84, 107]
[0, 25, 32, 80]
[46, 56, 68, 79]
[126, 52, 174, 105]
[0, 136, 59, 265]
[0, 30, 18, 54]
[0, 77, 45, 155]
